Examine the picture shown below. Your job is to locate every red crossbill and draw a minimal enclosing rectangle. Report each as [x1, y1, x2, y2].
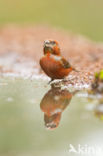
[40, 40, 77, 82]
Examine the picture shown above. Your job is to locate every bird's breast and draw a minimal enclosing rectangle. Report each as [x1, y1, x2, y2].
[40, 55, 61, 71]
[40, 55, 72, 79]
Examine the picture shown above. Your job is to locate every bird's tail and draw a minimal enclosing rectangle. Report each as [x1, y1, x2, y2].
[72, 67, 80, 72]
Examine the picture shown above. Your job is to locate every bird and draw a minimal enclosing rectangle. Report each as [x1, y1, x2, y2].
[40, 40, 77, 83]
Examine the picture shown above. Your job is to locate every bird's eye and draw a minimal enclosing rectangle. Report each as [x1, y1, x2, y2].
[51, 41, 56, 45]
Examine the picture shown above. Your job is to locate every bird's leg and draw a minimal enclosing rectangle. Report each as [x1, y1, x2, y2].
[48, 78, 54, 84]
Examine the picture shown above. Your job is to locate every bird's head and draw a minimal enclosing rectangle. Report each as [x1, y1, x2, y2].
[44, 112, 61, 130]
[43, 40, 61, 55]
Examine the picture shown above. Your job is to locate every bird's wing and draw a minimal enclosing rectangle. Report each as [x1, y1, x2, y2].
[60, 58, 71, 69]
[50, 55, 71, 69]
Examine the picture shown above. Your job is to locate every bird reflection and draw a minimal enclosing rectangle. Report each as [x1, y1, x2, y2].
[40, 83, 77, 129]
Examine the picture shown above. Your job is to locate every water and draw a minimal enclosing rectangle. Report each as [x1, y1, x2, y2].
[0, 78, 103, 156]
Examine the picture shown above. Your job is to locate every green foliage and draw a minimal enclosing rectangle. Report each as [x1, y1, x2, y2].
[95, 72, 99, 79]
[99, 70, 103, 80]
[95, 70, 103, 81]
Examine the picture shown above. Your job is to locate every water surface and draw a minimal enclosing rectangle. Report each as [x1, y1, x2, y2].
[0, 78, 103, 156]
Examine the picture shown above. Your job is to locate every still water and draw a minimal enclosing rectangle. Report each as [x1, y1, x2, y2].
[0, 78, 103, 156]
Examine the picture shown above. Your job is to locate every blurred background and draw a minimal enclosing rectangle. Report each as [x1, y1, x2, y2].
[0, 0, 103, 41]
[0, 1, 103, 156]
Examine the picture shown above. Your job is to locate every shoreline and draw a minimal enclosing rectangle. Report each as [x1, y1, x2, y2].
[0, 25, 103, 88]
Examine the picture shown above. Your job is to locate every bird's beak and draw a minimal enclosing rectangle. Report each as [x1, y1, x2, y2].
[44, 44, 49, 48]
[44, 45, 53, 55]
